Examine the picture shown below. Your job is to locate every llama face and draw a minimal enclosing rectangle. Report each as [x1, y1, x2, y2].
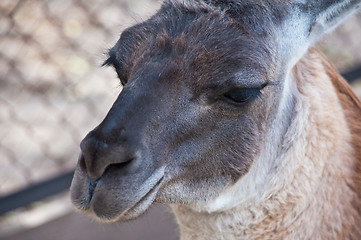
[71, 3, 282, 222]
[70, 0, 361, 222]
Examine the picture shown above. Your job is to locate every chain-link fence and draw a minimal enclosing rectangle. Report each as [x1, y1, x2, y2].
[0, 0, 361, 210]
[0, 0, 161, 197]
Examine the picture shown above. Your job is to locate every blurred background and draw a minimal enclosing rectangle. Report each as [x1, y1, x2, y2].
[0, 0, 360, 239]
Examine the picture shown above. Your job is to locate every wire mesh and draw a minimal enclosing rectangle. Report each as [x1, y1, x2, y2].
[0, 0, 160, 196]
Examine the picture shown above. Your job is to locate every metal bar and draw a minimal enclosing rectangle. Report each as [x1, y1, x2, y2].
[0, 170, 75, 215]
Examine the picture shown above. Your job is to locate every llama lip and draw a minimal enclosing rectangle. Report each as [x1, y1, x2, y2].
[86, 178, 99, 204]
[119, 175, 164, 221]
[88, 166, 166, 222]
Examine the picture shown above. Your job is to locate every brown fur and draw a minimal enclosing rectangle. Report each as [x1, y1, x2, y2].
[323, 51, 361, 238]
[292, 49, 361, 239]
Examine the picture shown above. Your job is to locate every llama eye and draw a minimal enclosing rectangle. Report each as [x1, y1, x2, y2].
[224, 88, 261, 105]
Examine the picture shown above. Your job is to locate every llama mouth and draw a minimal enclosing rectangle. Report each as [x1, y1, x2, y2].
[87, 167, 165, 222]
[119, 175, 164, 221]
[87, 178, 99, 204]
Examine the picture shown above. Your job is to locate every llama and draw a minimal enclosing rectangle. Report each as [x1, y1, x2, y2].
[70, 0, 361, 239]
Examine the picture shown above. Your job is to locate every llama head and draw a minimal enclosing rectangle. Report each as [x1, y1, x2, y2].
[70, 0, 361, 222]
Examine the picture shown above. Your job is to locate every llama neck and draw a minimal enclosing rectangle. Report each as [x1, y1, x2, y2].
[171, 50, 360, 240]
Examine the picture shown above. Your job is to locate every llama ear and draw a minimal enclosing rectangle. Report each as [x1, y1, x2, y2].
[279, 0, 361, 65]
[296, 0, 360, 40]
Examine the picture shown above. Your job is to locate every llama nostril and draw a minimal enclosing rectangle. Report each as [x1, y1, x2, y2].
[79, 134, 135, 180]
[79, 154, 86, 172]
[78, 153, 97, 180]
[79, 136, 104, 180]
[79, 154, 94, 177]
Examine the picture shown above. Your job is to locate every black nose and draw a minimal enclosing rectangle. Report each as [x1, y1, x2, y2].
[79, 132, 133, 180]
